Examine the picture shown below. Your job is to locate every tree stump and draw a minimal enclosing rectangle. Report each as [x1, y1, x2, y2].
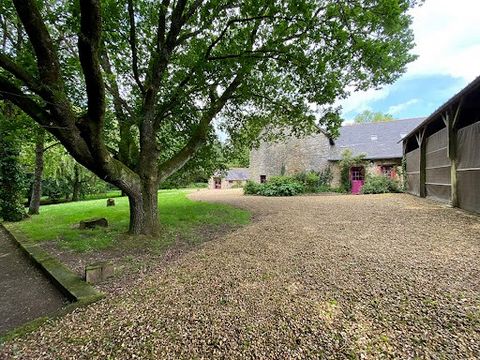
[106, 198, 115, 207]
[79, 218, 108, 230]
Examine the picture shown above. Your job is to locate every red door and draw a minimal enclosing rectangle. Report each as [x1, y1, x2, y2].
[214, 178, 222, 189]
[350, 167, 365, 194]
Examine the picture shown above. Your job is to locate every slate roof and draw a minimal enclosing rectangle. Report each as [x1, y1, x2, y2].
[328, 117, 426, 161]
[215, 168, 249, 181]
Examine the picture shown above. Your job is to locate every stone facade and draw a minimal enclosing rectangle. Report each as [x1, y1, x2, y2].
[250, 132, 404, 188]
[249, 133, 332, 183]
[208, 178, 247, 190]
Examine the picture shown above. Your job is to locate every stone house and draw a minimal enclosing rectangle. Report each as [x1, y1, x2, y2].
[208, 168, 249, 190]
[249, 118, 425, 193]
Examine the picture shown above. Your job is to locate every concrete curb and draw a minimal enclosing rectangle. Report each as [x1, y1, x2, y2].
[0, 225, 103, 303]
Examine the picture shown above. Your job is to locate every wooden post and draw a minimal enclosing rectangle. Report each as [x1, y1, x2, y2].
[444, 100, 462, 208]
[416, 128, 427, 198]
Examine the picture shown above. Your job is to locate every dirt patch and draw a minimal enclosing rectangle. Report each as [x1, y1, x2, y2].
[1, 190, 479, 358]
[39, 221, 242, 295]
[0, 226, 68, 336]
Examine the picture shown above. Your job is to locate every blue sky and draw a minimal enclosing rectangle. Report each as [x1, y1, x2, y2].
[340, 0, 480, 122]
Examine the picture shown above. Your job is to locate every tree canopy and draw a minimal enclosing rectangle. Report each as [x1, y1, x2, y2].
[353, 110, 395, 124]
[0, 0, 421, 235]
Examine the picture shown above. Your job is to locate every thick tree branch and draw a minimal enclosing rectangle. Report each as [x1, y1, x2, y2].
[0, 75, 50, 126]
[78, 0, 105, 123]
[156, 0, 170, 52]
[158, 72, 244, 180]
[12, 0, 62, 86]
[127, 0, 145, 94]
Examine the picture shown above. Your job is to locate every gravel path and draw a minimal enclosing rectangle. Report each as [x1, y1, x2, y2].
[1, 191, 479, 358]
[0, 226, 67, 336]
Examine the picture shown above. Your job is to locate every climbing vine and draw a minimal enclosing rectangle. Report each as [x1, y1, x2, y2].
[338, 149, 366, 193]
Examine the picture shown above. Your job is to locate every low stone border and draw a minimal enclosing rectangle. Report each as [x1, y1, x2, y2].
[0, 225, 104, 342]
[1, 225, 103, 303]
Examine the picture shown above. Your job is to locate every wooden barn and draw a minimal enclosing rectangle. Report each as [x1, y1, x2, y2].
[403, 76, 480, 214]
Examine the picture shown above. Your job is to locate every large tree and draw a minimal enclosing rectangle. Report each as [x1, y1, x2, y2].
[0, 0, 420, 235]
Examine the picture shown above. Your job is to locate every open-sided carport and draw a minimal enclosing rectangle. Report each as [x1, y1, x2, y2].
[403, 76, 480, 214]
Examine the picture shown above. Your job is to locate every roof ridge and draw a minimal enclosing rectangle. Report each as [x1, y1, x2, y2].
[342, 117, 427, 127]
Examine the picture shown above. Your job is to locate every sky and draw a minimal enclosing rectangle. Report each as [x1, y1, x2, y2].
[339, 0, 480, 122]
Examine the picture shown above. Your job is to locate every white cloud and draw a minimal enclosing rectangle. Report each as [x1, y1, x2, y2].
[387, 98, 419, 115]
[337, 87, 390, 119]
[407, 0, 480, 82]
[339, 0, 480, 119]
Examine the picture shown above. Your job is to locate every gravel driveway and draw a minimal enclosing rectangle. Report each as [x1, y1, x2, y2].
[2, 190, 479, 359]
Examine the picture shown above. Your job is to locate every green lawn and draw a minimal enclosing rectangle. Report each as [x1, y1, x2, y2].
[6, 190, 250, 252]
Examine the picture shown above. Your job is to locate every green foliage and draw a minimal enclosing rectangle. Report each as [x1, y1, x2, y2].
[258, 176, 304, 197]
[5, 190, 250, 252]
[243, 180, 262, 195]
[361, 174, 400, 194]
[353, 110, 395, 124]
[293, 168, 333, 192]
[0, 105, 27, 221]
[1, 0, 419, 170]
[245, 176, 304, 196]
[222, 140, 250, 168]
[338, 150, 366, 192]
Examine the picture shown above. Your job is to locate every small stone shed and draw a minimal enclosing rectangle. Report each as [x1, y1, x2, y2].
[208, 168, 249, 190]
[403, 76, 480, 213]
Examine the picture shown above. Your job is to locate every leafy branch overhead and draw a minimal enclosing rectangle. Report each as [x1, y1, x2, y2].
[0, 0, 421, 235]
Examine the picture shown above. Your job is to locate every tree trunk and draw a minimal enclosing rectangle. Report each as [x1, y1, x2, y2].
[71, 164, 81, 201]
[126, 182, 159, 235]
[28, 129, 45, 215]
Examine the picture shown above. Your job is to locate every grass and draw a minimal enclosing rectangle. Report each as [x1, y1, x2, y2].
[6, 189, 250, 252]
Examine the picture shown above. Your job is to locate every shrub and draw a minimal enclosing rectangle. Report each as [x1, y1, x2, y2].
[361, 175, 400, 194]
[244, 177, 304, 196]
[293, 168, 332, 193]
[190, 182, 209, 188]
[243, 180, 262, 195]
[258, 176, 304, 196]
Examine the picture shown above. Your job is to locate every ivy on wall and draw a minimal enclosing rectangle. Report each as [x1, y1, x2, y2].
[338, 149, 366, 193]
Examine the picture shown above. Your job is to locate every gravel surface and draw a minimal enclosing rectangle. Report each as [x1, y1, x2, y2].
[1, 190, 479, 359]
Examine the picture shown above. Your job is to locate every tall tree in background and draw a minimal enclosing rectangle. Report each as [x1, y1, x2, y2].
[0, 103, 27, 221]
[353, 110, 395, 124]
[0, 0, 420, 235]
[27, 126, 45, 214]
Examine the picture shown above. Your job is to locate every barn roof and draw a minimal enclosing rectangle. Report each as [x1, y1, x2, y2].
[222, 168, 249, 181]
[328, 117, 425, 161]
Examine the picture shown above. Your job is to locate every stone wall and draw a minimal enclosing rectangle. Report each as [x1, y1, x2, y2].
[249, 133, 332, 183]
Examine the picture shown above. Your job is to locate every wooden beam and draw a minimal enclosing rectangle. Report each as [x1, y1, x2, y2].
[416, 127, 427, 198]
[447, 101, 462, 208]
[452, 98, 463, 128]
